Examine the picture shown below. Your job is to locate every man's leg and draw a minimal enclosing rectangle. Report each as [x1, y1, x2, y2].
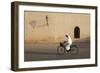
[66, 44, 71, 52]
[66, 45, 70, 50]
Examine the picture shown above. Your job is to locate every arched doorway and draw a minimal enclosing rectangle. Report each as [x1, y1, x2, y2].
[74, 26, 80, 38]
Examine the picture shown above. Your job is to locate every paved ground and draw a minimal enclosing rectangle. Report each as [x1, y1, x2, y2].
[24, 41, 90, 61]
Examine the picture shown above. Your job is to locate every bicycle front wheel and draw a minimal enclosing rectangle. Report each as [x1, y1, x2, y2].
[57, 46, 65, 55]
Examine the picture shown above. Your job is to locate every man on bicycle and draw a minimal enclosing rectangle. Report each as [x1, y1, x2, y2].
[63, 34, 72, 52]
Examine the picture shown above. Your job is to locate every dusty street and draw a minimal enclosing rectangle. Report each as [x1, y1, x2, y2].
[24, 40, 90, 61]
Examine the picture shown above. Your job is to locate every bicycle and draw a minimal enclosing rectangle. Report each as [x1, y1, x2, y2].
[57, 42, 79, 55]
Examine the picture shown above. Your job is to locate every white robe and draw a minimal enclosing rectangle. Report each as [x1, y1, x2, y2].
[65, 35, 72, 50]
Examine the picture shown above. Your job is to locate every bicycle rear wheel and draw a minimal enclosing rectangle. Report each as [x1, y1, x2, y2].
[70, 45, 79, 55]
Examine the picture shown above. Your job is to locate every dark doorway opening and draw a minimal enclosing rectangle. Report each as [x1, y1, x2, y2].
[74, 26, 80, 38]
